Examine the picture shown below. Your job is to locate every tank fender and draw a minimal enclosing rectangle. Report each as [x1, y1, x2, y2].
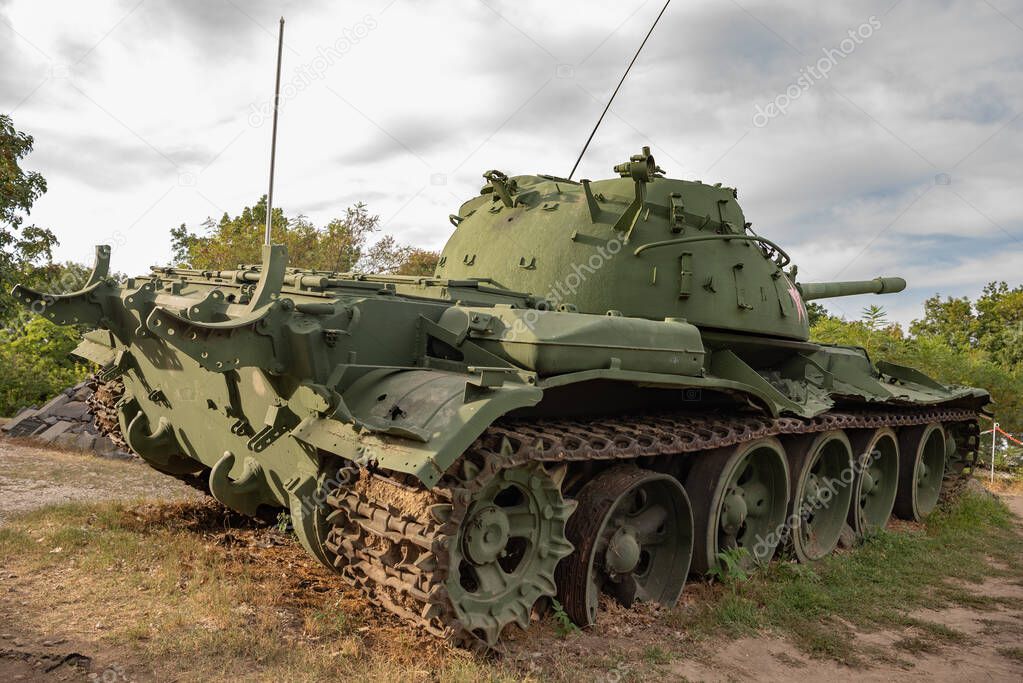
[709, 350, 830, 416]
[292, 368, 542, 487]
[72, 329, 119, 367]
[876, 360, 946, 391]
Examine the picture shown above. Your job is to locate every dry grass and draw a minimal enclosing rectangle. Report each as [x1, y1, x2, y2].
[983, 473, 1023, 496]
[0, 499, 523, 682]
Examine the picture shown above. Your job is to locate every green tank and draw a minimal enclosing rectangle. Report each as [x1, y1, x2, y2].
[14, 147, 988, 648]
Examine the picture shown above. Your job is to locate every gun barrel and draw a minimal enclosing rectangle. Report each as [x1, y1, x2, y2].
[798, 277, 906, 301]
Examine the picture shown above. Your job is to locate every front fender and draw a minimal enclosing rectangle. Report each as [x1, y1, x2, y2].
[291, 369, 541, 487]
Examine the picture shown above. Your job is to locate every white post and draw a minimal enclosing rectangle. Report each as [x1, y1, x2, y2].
[991, 422, 998, 483]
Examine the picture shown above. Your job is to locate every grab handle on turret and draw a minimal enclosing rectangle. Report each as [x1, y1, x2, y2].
[798, 277, 906, 301]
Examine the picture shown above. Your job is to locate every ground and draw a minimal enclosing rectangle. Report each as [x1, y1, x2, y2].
[1, 440, 1021, 682]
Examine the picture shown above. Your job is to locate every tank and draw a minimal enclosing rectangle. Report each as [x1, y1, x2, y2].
[14, 147, 989, 649]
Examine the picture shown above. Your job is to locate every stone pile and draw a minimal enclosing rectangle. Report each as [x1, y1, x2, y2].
[1, 380, 133, 458]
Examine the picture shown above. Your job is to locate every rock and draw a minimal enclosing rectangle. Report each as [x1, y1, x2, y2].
[36, 421, 75, 443]
[10, 418, 46, 438]
[1, 408, 40, 434]
[52, 401, 90, 420]
[2, 377, 137, 461]
[964, 477, 999, 500]
[29, 423, 52, 437]
[51, 432, 79, 450]
[37, 392, 70, 414]
[837, 523, 857, 549]
[73, 432, 96, 451]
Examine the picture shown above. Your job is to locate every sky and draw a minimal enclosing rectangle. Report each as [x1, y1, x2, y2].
[2, 0, 1022, 326]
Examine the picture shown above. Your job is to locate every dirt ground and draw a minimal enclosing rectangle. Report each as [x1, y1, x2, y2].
[0, 441, 201, 524]
[1, 441, 1021, 682]
[669, 573, 1023, 681]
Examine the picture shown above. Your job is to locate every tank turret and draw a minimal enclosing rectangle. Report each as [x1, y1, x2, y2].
[436, 147, 907, 342]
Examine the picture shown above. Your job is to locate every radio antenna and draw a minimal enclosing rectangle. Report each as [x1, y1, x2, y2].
[568, 0, 670, 180]
[265, 17, 285, 246]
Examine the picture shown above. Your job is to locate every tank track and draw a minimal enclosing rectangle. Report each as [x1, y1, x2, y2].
[85, 375, 128, 451]
[324, 405, 980, 647]
[324, 468, 456, 640]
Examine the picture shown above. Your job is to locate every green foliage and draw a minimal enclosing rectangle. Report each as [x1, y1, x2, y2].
[909, 282, 1023, 369]
[805, 301, 832, 327]
[909, 294, 974, 351]
[812, 308, 1023, 437]
[0, 117, 93, 416]
[707, 547, 750, 583]
[170, 196, 439, 275]
[274, 510, 293, 534]
[549, 598, 580, 637]
[679, 490, 1023, 665]
[860, 304, 888, 330]
[0, 114, 59, 324]
[0, 317, 92, 415]
[974, 282, 1023, 368]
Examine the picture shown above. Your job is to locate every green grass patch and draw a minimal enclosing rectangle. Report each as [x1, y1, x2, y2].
[669, 490, 1023, 664]
[893, 636, 940, 655]
[0, 526, 34, 554]
[998, 646, 1023, 664]
[642, 645, 671, 665]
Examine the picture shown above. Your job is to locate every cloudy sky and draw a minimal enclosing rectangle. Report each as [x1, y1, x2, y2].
[3, 0, 1021, 324]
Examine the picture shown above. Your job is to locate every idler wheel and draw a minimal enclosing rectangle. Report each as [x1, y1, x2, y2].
[557, 466, 693, 627]
[846, 428, 900, 536]
[895, 423, 946, 521]
[783, 431, 855, 562]
[686, 438, 789, 574]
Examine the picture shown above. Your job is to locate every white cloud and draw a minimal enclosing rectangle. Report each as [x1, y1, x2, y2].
[1, 0, 1021, 320]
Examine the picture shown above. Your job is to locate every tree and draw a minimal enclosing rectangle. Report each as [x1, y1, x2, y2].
[360, 236, 441, 276]
[909, 294, 974, 352]
[974, 282, 1023, 369]
[0, 316, 91, 416]
[805, 302, 832, 327]
[811, 315, 1023, 437]
[861, 304, 889, 331]
[171, 197, 439, 275]
[394, 248, 440, 276]
[0, 114, 59, 324]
